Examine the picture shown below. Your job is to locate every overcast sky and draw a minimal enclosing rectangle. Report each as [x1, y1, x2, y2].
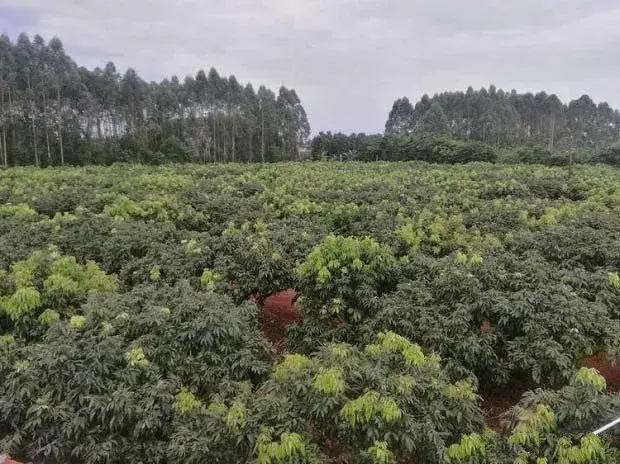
[1, 0, 620, 134]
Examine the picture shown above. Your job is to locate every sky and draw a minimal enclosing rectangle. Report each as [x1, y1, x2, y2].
[1, 0, 620, 134]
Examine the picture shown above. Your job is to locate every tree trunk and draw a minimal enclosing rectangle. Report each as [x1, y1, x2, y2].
[57, 87, 64, 165]
[45, 123, 52, 164]
[222, 121, 228, 163]
[0, 128, 3, 168]
[549, 116, 556, 151]
[248, 130, 253, 163]
[2, 128, 7, 167]
[31, 109, 39, 167]
[204, 123, 209, 163]
[58, 127, 64, 165]
[231, 120, 236, 163]
[43, 94, 52, 164]
[27, 76, 39, 166]
[0, 83, 5, 167]
[212, 115, 217, 163]
[9, 86, 15, 162]
[0, 59, 5, 167]
[260, 109, 265, 163]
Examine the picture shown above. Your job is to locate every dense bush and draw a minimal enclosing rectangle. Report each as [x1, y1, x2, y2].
[597, 143, 620, 166]
[390, 134, 498, 163]
[0, 247, 117, 341]
[1, 162, 620, 462]
[367, 253, 620, 387]
[0, 281, 273, 463]
[290, 235, 399, 350]
[311, 132, 498, 164]
[445, 368, 620, 463]
[169, 332, 484, 463]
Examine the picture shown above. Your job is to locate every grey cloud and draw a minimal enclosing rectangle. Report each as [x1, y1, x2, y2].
[3, 0, 620, 133]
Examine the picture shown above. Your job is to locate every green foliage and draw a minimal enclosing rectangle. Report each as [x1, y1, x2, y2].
[166, 332, 483, 463]
[294, 235, 397, 342]
[1, 287, 41, 321]
[597, 143, 620, 166]
[367, 441, 395, 464]
[37, 308, 60, 327]
[572, 367, 607, 391]
[311, 132, 498, 164]
[149, 264, 161, 281]
[1, 162, 620, 463]
[298, 234, 394, 286]
[0, 282, 273, 463]
[508, 405, 556, 447]
[267, 333, 482, 462]
[365, 331, 429, 368]
[256, 429, 307, 464]
[445, 433, 486, 463]
[369, 251, 620, 387]
[385, 86, 620, 155]
[391, 134, 498, 163]
[0, 204, 38, 218]
[444, 367, 620, 463]
[125, 346, 150, 367]
[199, 268, 220, 291]
[340, 390, 403, 427]
[172, 387, 203, 415]
[555, 435, 607, 464]
[313, 368, 346, 396]
[0, 247, 116, 339]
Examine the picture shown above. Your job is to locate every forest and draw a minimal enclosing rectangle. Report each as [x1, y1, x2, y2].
[0, 33, 310, 166]
[384, 88, 620, 150]
[312, 87, 620, 165]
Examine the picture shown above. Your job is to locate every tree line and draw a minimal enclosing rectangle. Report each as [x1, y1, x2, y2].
[385, 86, 620, 150]
[0, 33, 311, 166]
[310, 132, 499, 164]
[312, 86, 620, 165]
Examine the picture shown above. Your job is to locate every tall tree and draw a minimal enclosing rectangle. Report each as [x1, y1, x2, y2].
[0, 34, 14, 166]
[15, 33, 39, 165]
[415, 102, 450, 135]
[257, 86, 276, 162]
[385, 97, 414, 135]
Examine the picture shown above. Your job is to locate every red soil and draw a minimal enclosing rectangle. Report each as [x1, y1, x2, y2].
[0, 455, 27, 464]
[584, 353, 620, 392]
[482, 376, 536, 432]
[256, 289, 301, 351]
